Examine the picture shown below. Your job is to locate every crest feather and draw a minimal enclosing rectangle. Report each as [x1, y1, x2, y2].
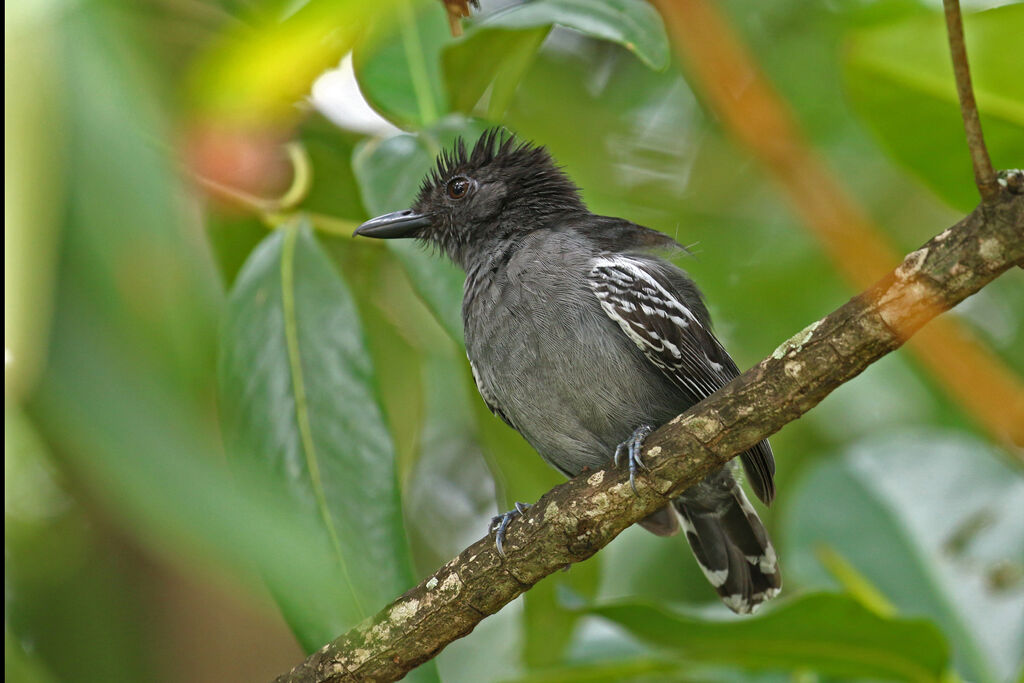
[417, 128, 579, 208]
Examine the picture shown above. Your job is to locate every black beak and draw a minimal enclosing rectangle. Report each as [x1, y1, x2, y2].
[353, 209, 431, 239]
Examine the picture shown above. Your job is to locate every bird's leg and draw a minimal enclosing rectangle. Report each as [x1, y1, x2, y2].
[614, 424, 654, 496]
[490, 501, 532, 557]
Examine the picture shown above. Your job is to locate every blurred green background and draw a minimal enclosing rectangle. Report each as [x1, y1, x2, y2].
[5, 0, 1023, 681]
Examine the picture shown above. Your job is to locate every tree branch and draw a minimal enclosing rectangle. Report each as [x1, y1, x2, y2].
[273, 184, 1023, 683]
[942, 0, 999, 202]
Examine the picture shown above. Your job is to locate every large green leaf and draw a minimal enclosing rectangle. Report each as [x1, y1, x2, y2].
[54, 0, 223, 400]
[6, 628, 59, 683]
[591, 593, 949, 682]
[6, 408, 153, 683]
[298, 114, 369, 222]
[31, 250, 360, 673]
[32, 307, 356, 662]
[352, 116, 491, 342]
[352, 0, 451, 129]
[479, 0, 670, 71]
[405, 351, 496, 567]
[502, 658, 696, 682]
[5, 0, 65, 402]
[783, 430, 1024, 683]
[218, 221, 427, 667]
[843, 5, 1024, 210]
[204, 210, 269, 289]
[443, 25, 551, 120]
[352, 0, 669, 129]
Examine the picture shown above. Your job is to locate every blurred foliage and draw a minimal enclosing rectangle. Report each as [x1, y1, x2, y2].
[784, 430, 1024, 683]
[354, 0, 452, 129]
[589, 593, 950, 682]
[187, 0, 395, 126]
[5, 0, 1023, 682]
[458, 0, 669, 70]
[844, 4, 1024, 211]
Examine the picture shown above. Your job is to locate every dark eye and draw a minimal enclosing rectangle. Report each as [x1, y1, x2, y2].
[446, 177, 470, 200]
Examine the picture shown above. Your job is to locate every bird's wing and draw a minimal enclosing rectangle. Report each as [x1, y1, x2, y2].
[587, 253, 775, 504]
[588, 254, 734, 402]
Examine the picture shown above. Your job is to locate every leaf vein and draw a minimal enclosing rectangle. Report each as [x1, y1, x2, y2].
[281, 222, 366, 619]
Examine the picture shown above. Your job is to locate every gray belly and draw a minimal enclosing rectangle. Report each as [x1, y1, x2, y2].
[466, 274, 683, 476]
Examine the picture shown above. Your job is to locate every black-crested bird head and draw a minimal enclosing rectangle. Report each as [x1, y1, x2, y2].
[354, 129, 585, 267]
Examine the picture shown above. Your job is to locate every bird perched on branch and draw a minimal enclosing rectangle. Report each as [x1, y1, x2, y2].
[354, 130, 781, 614]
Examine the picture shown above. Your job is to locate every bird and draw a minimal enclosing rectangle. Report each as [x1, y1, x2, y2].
[354, 129, 781, 614]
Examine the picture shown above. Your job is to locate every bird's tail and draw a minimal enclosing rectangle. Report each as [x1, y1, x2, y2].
[674, 485, 781, 614]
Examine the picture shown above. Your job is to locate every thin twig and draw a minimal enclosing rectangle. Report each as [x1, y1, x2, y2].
[194, 141, 314, 215]
[195, 173, 283, 215]
[192, 142, 364, 238]
[942, 0, 999, 202]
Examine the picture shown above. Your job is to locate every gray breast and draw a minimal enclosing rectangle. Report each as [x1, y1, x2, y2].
[463, 230, 682, 476]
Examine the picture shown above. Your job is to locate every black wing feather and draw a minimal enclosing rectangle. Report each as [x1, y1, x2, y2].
[588, 254, 775, 504]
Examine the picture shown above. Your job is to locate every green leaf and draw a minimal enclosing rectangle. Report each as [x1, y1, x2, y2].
[56, 2, 223, 400]
[204, 210, 269, 288]
[5, 0, 65, 402]
[6, 628, 59, 683]
[6, 409, 153, 683]
[404, 350, 495, 566]
[502, 658, 690, 682]
[352, 117, 491, 342]
[351, 0, 669, 129]
[443, 26, 551, 119]
[32, 273, 367, 669]
[298, 114, 369, 222]
[783, 430, 1024, 683]
[522, 573, 585, 668]
[218, 221, 421, 656]
[352, 0, 451, 129]
[591, 593, 950, 682]
[843, 5, 1024, 210]
[814, 545, 897, 618]
[480, 0, 670, 71]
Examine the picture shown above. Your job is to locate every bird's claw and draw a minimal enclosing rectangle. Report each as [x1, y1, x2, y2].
[491, 501, 532, 557]
[614, 424, 654, 496]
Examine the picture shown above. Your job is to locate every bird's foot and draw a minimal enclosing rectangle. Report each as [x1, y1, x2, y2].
[491, 501, 532, 557]
[614, 424, 654, 496]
